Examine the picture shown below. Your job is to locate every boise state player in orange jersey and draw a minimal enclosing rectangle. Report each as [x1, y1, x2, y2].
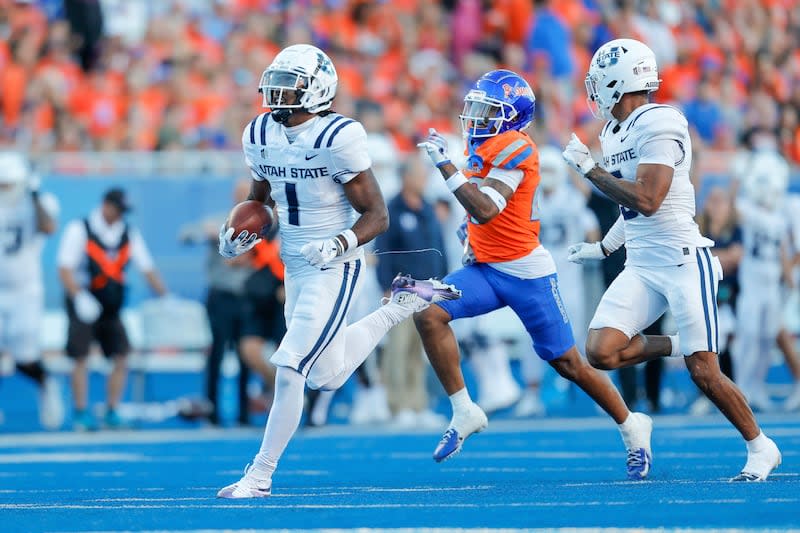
[417, 70, 653, 479]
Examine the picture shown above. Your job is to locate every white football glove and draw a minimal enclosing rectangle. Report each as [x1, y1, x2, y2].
[416, 128, 451, 167]
[567, 242, 606, 264]
[74, 290, 102, 324]
[300, 238, 345, 268]
[218, 224, 261, 258]
[562, 133, 597, 176]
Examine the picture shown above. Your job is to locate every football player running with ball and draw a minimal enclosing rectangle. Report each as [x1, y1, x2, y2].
[416, 70, 652, 479]
[216, 44, 460, 498]
[562, 38, 781, 481]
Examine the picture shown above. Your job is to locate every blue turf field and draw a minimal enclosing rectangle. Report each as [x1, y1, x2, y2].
[1, 413, 798, 532]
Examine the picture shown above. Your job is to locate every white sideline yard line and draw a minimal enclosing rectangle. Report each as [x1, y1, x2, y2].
[54, 529, 800, 533]
[0, 499, 770, 510]
[0, 452, 146, 464]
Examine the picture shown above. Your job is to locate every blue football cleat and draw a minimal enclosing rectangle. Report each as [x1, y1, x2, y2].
[626, 448, 652, 480]
[433, 428, 463, 462]
[433, 402, 488, 462]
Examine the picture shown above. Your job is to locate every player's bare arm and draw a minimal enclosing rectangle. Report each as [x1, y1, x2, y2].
[247, 179, 274, 208]
[342, 168, 389, 248]
[434, 162, 512, 224]
[584, 163, 673, 217]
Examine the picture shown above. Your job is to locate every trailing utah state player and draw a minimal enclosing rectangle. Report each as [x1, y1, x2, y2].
[215, 44, 460, 499]
[563, 38, 781, 481]
[0, 152, 64, 430]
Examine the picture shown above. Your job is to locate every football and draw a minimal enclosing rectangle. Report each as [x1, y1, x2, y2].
[227, 200, 273, 238]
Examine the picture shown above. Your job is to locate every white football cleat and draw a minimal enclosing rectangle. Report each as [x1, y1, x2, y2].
[730, 437, 782, 482]
[217, 464, 272, 498]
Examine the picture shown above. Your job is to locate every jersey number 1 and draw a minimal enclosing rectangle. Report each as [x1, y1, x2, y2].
[285, 183, 300, 226]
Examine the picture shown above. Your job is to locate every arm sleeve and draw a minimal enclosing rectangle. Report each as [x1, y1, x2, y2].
[486, 167, 524, 192]
[129, 228, 156, 273]
[329, 120, 371, 184]
[56, 221, 86, 269]
[600, 214, 626, 253]
[38, 192, 60, 220]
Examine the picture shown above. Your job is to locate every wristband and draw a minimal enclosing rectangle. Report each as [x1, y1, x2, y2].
[436, 159, 452, 169]
[337, 229, 358, 253]
[599, 242, 609, 257]
[445, 171, 468, 193]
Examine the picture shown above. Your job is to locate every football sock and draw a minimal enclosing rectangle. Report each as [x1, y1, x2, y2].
[254, 366, 305, 480]
[618, 413, 646, 449]
[746, 431, 769, 454]
[449, 388, 473, 416]
[377, 300, 416, 326]
[321, 306, 406, 390]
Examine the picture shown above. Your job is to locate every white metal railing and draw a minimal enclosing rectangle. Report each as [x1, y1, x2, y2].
[35, 151, 246, 177]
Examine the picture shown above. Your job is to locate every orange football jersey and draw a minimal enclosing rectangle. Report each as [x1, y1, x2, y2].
[464, 130, 540, 263]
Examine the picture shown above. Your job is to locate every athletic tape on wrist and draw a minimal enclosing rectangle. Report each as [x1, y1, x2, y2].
[337, 229, 358, 253]
[445, 171, 468, 193]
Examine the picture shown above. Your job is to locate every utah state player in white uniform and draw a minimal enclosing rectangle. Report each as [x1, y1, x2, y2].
[0, 152, 64, 430]
[734, 151, 794, 411]
[563, 38, 781, 481]
[216, 44, 460, 498]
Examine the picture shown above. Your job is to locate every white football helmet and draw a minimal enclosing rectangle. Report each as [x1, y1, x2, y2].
[259, 44, 338, 123]
[538, 146, 567, 192]
[0, 152, 30, 207]
[742, 150, 789, 210]
[585, 38, 660, 121]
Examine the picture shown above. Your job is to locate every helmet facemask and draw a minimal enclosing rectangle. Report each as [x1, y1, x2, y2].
[259, 70, 308, 124]
[460, 90, 518, 139]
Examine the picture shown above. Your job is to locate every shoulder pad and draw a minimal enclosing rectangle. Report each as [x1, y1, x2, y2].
[489, 132, 535, 170]
[627, 105, 687, 143]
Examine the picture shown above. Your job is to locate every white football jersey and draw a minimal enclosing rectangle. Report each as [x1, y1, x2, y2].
[0, 192, 57, 291]
[242, 112, 371, 271]
[737, 197, 788, 286]
[599, 104, 712, 266]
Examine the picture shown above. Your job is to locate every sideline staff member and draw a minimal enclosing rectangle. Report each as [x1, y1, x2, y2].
[57, 187, 166, 430]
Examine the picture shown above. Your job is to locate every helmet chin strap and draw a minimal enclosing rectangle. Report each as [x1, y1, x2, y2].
[271, 108, 294, 124]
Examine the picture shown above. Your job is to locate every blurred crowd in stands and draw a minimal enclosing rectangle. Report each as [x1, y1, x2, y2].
[1, 0, 799, 166]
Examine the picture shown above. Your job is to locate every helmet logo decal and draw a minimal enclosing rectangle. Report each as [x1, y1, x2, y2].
[596, 46, 626, 68]
[316, 52, 334, 75]
[502, 83, 534, 99]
